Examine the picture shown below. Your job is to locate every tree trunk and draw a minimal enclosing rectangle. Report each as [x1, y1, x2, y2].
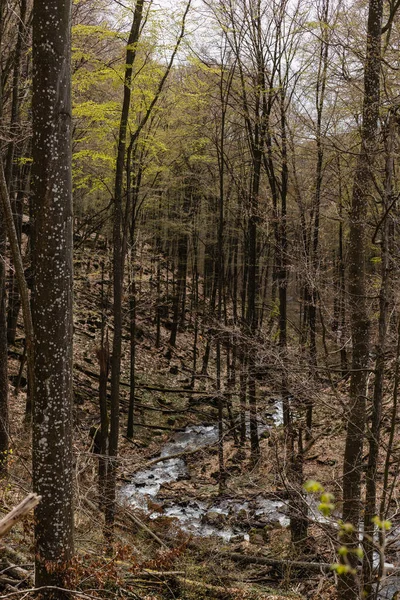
[306, 0, 330, 438]
[0, 203, 8, 474]
[337, 159, 348, 376]
[169, 220, 188, 349]
[362, 112, 395, 600]
[96, 337, 109, 509]
[31, 0, 74, 593]
[339, 0, 383, 597]
[0, 4, 9, 475]
[105, 0, 144, 542]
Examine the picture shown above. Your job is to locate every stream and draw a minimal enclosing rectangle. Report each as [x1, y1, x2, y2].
[121, 403, 400, 598]
[122, 402, 287, 541]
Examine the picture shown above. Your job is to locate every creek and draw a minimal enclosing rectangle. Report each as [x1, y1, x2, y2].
[121, 403, 400, 598]
[122, 402, 288, 541]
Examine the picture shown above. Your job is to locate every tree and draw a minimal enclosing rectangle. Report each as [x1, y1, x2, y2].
[339, 0, 384, 597]
[31, 0, 74, 594]
[105, 0, 145, 541]
[106, 0, 192, 540]
[0, 0, 9, 473]
[0, 211, 7, 474]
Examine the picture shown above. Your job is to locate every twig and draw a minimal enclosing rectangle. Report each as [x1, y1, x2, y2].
[0, 586, 116, 599]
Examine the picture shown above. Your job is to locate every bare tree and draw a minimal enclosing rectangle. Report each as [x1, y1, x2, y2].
[0, 0, 9, 473]
[106, 0, 192, 541]
[339, 0, 384, 597]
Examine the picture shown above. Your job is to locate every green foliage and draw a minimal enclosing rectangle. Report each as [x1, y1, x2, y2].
[372, 515, 392, 531]
[304, 480, 363, 576]
[331, 563, 357, 576]
[303, 479, 324, 494]
[304, 481, 336, 518]
[338, 520, 354, 535]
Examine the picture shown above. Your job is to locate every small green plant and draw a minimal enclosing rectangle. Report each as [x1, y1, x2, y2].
[372, 515, 391, 531]
[304, 479, 361, 575]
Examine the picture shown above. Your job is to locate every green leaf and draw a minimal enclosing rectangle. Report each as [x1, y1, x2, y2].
[353, 547, 364, 559]
[304, 480, 324, 493]
[319, 502, 335, 516]
[321, 492, 335, 504]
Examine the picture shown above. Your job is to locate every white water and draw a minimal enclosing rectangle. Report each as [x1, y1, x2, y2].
[122, 403, 287, 539]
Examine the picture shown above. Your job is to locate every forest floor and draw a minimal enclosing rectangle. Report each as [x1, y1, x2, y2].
[0, 238, 387, 599]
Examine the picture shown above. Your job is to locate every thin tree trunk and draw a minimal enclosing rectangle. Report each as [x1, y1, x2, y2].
[306, 0, 330, 438]
[0, 4, 8, 474]
[127, 165, 141, 439]
[362, 112, 395, 600]
[4, 0, 27, 189]
[0, 160, 34, 418]
[0, 203, 8, 474]
[105, 0, 144, 542]
[239, 352, 247, 446]
[190, 230, 199, 389]
[7, 160, 30, 345]
[96, 337, 109, 509]
[337, 158, 348, 376]
[339, 0, 383, 596]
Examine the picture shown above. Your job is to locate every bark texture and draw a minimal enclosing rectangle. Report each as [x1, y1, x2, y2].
[31, 0, 74, 593]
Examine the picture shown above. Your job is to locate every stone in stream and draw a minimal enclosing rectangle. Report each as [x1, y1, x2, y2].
[237, 508, 249, 522]
[203, 511, 227, 528]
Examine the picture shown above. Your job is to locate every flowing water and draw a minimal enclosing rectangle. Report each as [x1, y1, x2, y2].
[122, 402, 286, 540]
[121, 401, 400, 597]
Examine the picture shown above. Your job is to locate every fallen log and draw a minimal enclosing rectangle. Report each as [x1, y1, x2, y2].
[175, 576, 300, 599]
[2, 564, 32, 581]
[220, 552, 333, 573]
[74, 364, 237, 394]
[176, 576, 249, 599]
[0, 544, 30, 566]
[141, 569, 186, 579]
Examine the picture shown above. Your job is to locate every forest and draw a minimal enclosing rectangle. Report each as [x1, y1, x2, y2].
[0, 0, 399, 598]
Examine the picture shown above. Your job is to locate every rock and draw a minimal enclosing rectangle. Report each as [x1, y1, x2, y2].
[237, 509, 248, 522]
[203, 511, 226, 528]
[266, 519, 283, 529]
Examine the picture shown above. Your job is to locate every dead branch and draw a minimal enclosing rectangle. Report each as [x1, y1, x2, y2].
[0, 494, 41, 538]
